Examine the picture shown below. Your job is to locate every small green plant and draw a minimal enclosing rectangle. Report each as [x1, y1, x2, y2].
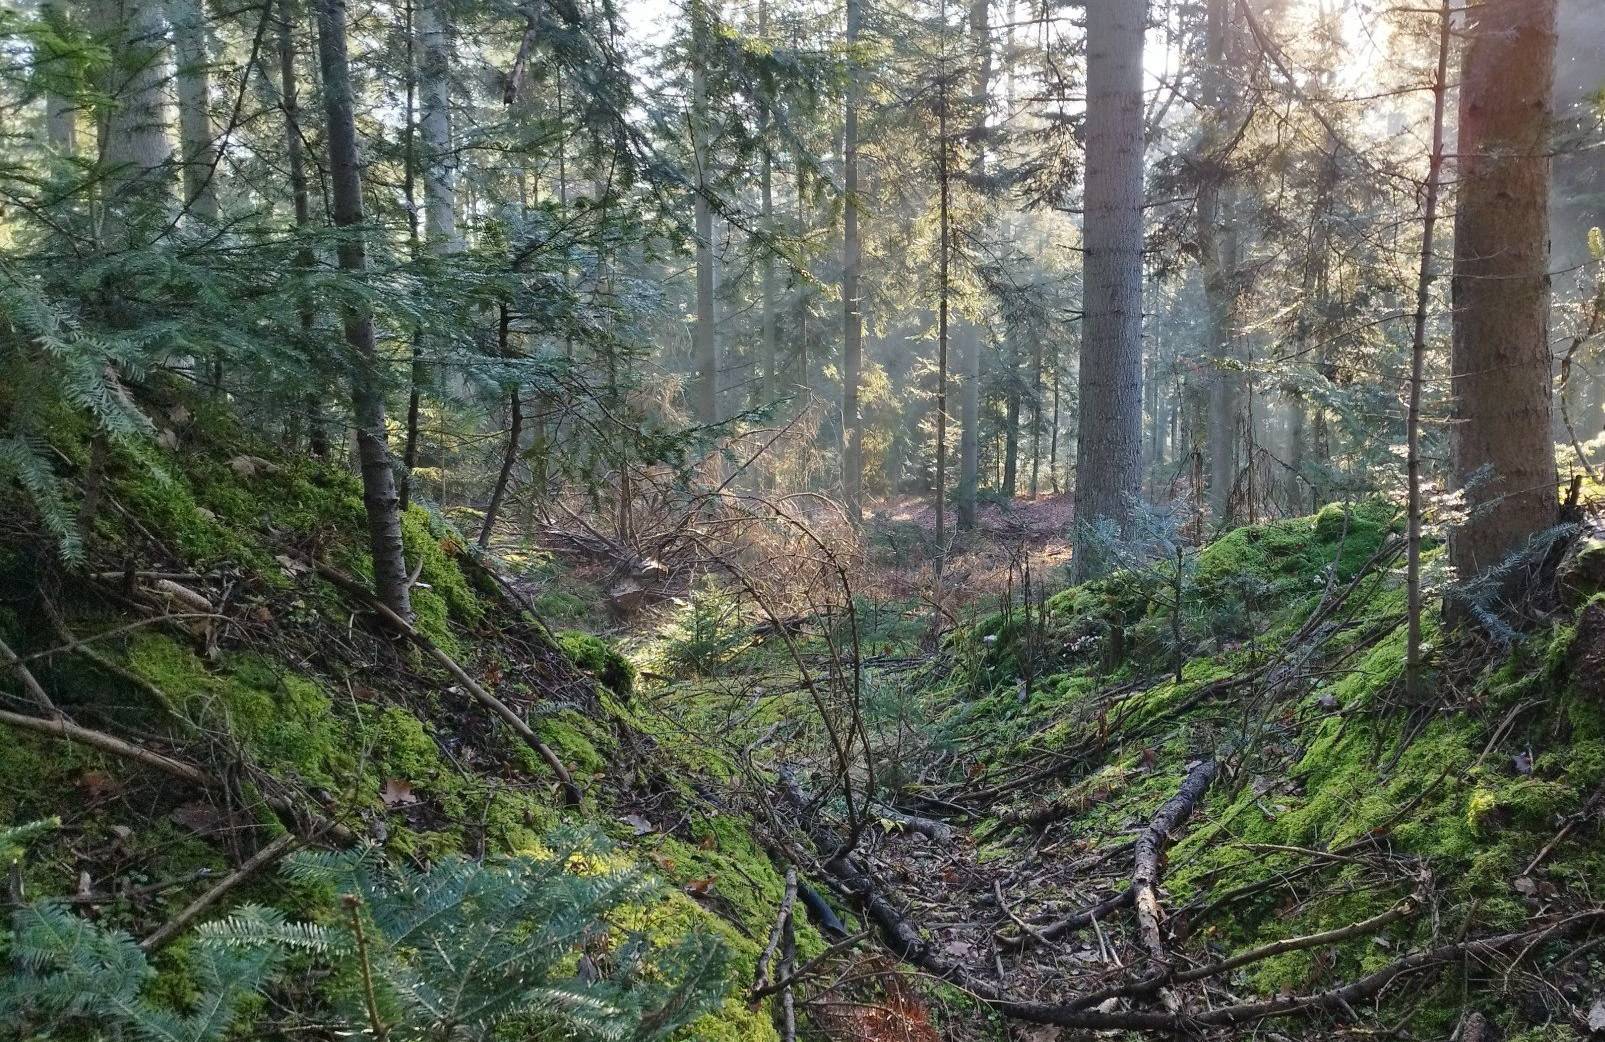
[2, 825, 727, 1042]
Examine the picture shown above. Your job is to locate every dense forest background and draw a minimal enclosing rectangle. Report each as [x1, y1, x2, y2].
[4, 0, 1605, 1040]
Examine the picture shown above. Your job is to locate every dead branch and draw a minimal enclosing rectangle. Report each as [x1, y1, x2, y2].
[753, 867, 799, 998]
[1002, 761, 1215, 949]
[0, 635, 60, 716]
[312, 562, 583, 806]
[1133, 760, 1217, 1005]
[0, 707, 352, 844]
[140, 832, 300, 952]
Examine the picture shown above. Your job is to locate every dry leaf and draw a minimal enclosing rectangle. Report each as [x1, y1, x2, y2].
[683, 875, 717, 895]
[170, 801, 224, 833]
[380, 777, 418, 807]
[619, 813, 655, 835]
[1587, 998, 1605, 1033]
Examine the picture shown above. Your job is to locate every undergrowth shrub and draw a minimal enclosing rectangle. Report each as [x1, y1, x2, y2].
[1, 823, 728, 1042]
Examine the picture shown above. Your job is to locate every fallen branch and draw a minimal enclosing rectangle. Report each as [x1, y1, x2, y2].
[753, 867, 799, 998]
[1133, 760, 1217, 1011]
[141, 832, 300, 952]
[0, 635, 59, 716]
[0, 708, 351, 844]
[313, 563, 582, 806]
[1002, 761, 1216, 949]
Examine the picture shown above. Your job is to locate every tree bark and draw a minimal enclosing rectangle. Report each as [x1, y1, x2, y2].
[417, 0, 457, 251]
[841, 0, 864, 521]
[1070, 0, 1145, 582]
[90, 0, 173, 247]
[758, 1, 777, 412]
[314, 0, 413, 623]
[276, 0, 325, 456]
[956, 0, 990, 531]
[1197, 0, 1241, 528]
[168, 0, 217, 224]
[692, 0, 718, 424]
[1449, 0, 1559, 580]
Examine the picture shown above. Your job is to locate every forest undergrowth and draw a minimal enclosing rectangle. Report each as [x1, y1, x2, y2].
[4, 407, 1605, 1042]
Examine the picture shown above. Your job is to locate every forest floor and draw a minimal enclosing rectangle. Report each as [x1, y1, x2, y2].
[6, 403, 1605, 1042]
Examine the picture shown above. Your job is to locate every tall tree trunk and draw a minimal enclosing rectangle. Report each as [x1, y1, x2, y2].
[1198, 0, 1241, 527]
[758, 0, 777, 411]
[314, 0, 413, 623]
[935, 33, 952, 583]
[40, 2, 79, 153]
[1450, 0, 1559, 580]
[1405, 0, 1451, 699]
[692, 0, 718, 424]
[169, 0, 217, 224]
[1070, 0, 1145, 582]
[418, 0, 457, 250]
[841, 0, 864, 521]
[956, 0, 990, 531]
[91, 0, 173, 248]
[278, 0, 325, 456]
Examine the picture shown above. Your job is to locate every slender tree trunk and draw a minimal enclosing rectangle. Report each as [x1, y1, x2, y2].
[278, 0, 325, 456]
[41, 2, 79, 153]
[1070, 0, 1145, 582]
[169, 0, 217, 224]
[480, 309, 523, 549]
[842, 0, 865, 520]
[1449, 0, 1559, 581]
[91, 0, 172, 247]
[956, 0, 990, 531]
[1405, 0, 1451, 700]
[399, 0, 423, 506]
[314, 0, 412, 623]
[935, 30, 951, 583]
[692, 0, 718, 424]
[417, 0, 457, 250]
[758, 0, 777, 411]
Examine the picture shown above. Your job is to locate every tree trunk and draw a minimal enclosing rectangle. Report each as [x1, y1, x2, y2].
[277, 0, 325, 456]
[1070, 0, 1145, 582]
[1197, 0, 1241, 528]
[314, 0, 413, 623]
[1405, 0, 1451, 700]
[692, 0, 718, 424]
[758, 0, 777, 411]
[40, 2, 79, 153]
[417, 0, 457, 250]
[841, 0, 864, 521]
[1449, 0, 1559, 580]
[935, 48, 951, 582]
[956, 0, 990, 531]
[91, 0, 172, 247]
[169, 0, 217, 224]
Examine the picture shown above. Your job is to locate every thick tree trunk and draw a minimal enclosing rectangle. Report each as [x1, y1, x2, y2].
[1197, 0, 1241, 528]
[314, 0, 413, 623]
[841, 0, 864, 520]
[169, 0, 217, 224]
[1450, 0, 1559, 579]
[1070, 0, 1145, 582]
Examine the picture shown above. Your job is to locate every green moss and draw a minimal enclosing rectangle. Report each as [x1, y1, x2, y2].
[533, 709, 610, 777]
[559, 631, 638, 697]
